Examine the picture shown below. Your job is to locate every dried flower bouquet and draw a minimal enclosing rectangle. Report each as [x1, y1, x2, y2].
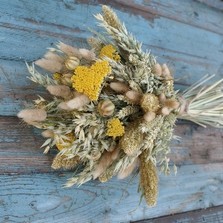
[18, 6, 223, 206]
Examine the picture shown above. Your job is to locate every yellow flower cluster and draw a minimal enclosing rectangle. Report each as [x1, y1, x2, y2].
[53, 72, 62, 81]
[106, 118, 125, 138]
[99, 44, 120, 62]
[71, 61, 111, 101]
[56, 133, 75, 151]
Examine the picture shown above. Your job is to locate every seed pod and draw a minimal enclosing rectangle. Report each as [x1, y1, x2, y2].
[140, 93, 160, 113]
[139, 150, 158, 206]
[97, 99, 115, 117]
[65, 56, 80, 70]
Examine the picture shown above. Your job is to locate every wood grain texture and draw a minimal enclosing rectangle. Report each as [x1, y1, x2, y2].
[0, 163, 223, 223]
[197, 0, 223, 11]
[135, 205, 223, 223]
[1, 0, 223, 115]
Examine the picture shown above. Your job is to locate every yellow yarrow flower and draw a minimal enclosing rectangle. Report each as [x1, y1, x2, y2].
[53, 72, 62, 81]
[99, 44, 120, 62]
[106, 118, 125, 138]
[71, 61, 111, 101]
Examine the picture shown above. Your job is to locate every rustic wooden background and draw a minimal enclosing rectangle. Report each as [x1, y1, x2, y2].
[0, 0, 223, 222]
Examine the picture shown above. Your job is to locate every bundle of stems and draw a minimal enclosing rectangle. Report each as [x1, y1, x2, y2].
[178, 74, 223, 128]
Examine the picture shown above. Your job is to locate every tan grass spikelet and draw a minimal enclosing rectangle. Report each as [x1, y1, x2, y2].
[57, 42, 82, 58]
[102, 5, 122, 30]
[92, 148, 120, 179]
[119, 119, 144, 156]
[110, 82, 129, 93]
[125, 90, 142, 104]
[47, 85, 73, 99]
[139, 150, 158, 206]
[153, 63, 162, 76]
[41, 130, 54, 138]
[58, 94, 90, 110]
[17, 109, 47, 123]
[35, 58, 63, 73]
[117, 158, 139, 179]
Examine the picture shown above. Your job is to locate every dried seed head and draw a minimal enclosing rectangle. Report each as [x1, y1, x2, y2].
[159, 93, 166, 103]
[87, 37, 103, 52]
[119, 120, 143, 156]
[110, 82, 129, 93]
[44, 51, 64, 63]
[58, 94, 90, 110]
[164, 99, 180, 110]
[161, 106, 171, 116]
[92, 149, 119, 179]
[140, 151, 158, 206]
[79, 48, 96, 61]
[35, 58, 63, 73]
[57, 102, 73, 111]
[102, 5, 122, 30]
[153, 63, 162, 76]
[162, 64, 171, 78]
[143, 111, 156, 122]
[57, 42, 82, 58]
[51, 154, 80, 170]
[140, 93, 160, 113]
[65, 56, 80, 70]
[17, 109, 47, 123]
[42, 130, 54, 138]
[117, 158, 139, 179]
[125, 90, 142, 104]
[97, 99, 115, 117]
[47, 85, 72, 99]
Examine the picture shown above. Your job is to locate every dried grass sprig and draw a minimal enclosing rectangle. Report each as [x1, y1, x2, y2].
[178, 75, 223, 128]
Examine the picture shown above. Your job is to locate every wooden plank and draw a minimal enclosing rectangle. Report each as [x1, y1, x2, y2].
[1, 0, 223, 115]
[0, 163, 222, 223]
[0, 117, 223, 174]
[197, 0, 223, 11]
[134, 205, 223, 223]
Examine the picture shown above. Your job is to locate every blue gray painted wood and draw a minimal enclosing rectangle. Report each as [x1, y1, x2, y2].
[1, 0, 223, 115]
[0, 163, 223, 223]
[0, 0, 223, 222]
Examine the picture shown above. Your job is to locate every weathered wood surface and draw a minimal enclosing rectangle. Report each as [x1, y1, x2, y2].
[136, 205, 223, 223]
[0, 164, 223, 223]
[0, 0, 223, 222]
[1, 0, 223, 116]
